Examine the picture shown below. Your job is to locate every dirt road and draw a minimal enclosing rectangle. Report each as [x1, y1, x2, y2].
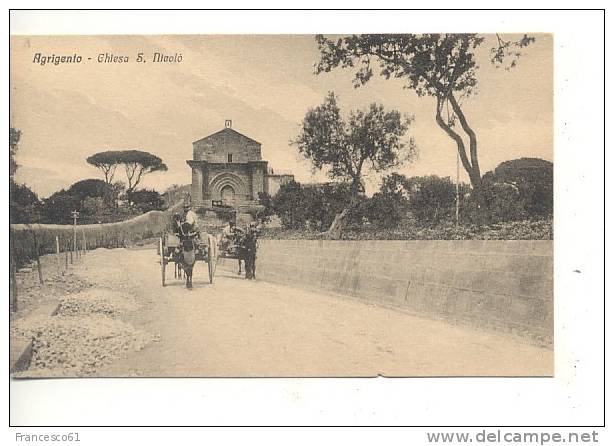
[71, 247, 552, 377]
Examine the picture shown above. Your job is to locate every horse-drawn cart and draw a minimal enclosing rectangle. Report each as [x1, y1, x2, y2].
[158, 228, 218, 288]
[218, 228, 258, 280]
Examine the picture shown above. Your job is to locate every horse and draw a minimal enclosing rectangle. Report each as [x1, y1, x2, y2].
[237, 255, 244, 276]
[176, 221, 198, 289]
[179, 237, 197, 289]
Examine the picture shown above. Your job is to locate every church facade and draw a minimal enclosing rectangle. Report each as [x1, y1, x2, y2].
[187, 121, 293, 210]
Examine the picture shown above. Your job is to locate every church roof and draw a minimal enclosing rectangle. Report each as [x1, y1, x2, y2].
[193, 127, 261, 146]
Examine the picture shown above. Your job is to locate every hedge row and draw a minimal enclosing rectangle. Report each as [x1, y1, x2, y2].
[260, 219, 553, 241]
[9, 206, 177, 268]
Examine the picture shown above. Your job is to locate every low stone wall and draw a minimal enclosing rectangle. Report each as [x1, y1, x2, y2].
[256, 240, 553, 343]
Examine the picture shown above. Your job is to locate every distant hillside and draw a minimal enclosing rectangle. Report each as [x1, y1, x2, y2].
[163, 184, 191, 207]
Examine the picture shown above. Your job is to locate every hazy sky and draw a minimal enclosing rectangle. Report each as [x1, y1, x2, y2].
[10, 34, 552, 198]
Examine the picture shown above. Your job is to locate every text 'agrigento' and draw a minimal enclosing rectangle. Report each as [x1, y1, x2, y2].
[31, 52, 183, 66]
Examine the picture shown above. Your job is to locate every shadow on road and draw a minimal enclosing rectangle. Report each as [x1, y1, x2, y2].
[162, 279, 214, 289]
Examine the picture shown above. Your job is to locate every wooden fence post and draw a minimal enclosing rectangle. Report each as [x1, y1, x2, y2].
[31, 231, 44, 285]
[55, 235, 60, 274]
[9, 234, 18, 313]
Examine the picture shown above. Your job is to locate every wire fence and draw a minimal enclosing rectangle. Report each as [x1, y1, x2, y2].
[9, 205, 179, 313]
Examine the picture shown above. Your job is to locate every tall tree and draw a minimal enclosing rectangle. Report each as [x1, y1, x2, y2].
[86, 152, 120, 184]
[294, 92, 415, 238]
[314, 33, 534, 206]
[87, 149, 168, 201]
[9, 127, 21, 178]
[116, 150, 168, 199]
[9, 127, 41, 223]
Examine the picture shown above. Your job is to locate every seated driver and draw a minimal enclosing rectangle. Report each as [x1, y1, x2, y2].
[171, 212, 183, 235]
[179, 203, 199, 238]
[222, 220, 237, 238]
[221, 220, 243, 250]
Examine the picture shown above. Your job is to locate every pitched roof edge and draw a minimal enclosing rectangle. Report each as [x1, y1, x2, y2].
[192, 127, 261, 145]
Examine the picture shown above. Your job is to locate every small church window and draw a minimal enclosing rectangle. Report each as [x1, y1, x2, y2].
[227, 154, 233, 163]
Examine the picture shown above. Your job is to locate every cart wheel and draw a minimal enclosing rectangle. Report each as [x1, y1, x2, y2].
[159, 237, 166, 287]
[208, 242, 215, 284]
[210, 234, 218, 274]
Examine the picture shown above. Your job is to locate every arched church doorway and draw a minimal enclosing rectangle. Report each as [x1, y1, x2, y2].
[221, 185, 236, 205]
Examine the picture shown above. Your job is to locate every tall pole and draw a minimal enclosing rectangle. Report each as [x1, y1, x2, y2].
[71, 210, 79, 259]
[55, 235, 60, 274]
[455, 149, 460, 227]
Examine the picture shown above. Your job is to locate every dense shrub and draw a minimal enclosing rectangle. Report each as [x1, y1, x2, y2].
[10, 128, 20, 178]
[40, 179, 124, 224]
[380, 160, 553, 227]
[257, 192, 275, 223]
[379, 173, 469, 226]
[406, 175, 457, 224]
[81, 197, 113, 222]
[271, 181, 308, 229]
[40, 189, 82, 224]
[271, 181, 355, 231]
[483, 182, 527, 222]
[482, 157, 553, 220]
[67, 179, 115, 200]
[79, 197, 134, 224]
[305, 183, 357, 231]
[266, 160, 553, 236]
[459, 183, 527, 225]
[359, 193, 404, 228]
[38, 179, 170, 224]
[380, 172, 413, 202]
[130, 189, 166, 213]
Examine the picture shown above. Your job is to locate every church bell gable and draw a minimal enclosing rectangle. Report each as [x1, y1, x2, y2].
[192, 127, 262, 163]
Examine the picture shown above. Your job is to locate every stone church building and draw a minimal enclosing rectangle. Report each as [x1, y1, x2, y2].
[187, 121, 293, 213]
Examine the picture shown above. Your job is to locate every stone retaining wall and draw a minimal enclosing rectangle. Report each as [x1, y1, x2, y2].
[256, 240, 553, 343]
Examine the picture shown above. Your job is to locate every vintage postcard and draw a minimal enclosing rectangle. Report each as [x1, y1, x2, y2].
[9, 33, 553, 379]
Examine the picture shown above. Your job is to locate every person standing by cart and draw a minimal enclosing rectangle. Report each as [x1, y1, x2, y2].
[243, 222, 259, 280]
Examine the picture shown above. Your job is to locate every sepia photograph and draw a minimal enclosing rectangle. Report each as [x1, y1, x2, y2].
[9, 32, 554, 379]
